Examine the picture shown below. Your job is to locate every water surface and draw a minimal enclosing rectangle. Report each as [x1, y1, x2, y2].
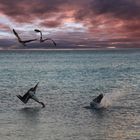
[0, 49, 140, 140]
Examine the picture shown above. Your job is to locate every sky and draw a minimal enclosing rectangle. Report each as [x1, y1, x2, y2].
[0, 0, 140, 49]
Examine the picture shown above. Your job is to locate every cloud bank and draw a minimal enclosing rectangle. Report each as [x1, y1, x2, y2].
[0, 0, 139, 49]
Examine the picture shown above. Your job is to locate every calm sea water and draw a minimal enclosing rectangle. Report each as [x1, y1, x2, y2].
[0, 49, 140, 140]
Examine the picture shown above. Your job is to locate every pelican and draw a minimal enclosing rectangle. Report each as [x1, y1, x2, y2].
[34, 29, 56, 46]
[84, 94, 104, 109]
[16, 82, 45, 108]
[13, 29, 37, 46]
[90, 94, 104, 108]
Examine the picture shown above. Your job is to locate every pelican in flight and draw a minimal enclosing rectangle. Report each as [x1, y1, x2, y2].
[34, 29, 56, 46]
[16, 82, 45, 108]
[13, 29, 37, 46]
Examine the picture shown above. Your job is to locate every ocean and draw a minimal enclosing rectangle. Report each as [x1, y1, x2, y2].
[0, 49, 139, 140]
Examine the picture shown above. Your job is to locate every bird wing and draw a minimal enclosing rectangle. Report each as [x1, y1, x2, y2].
[16, 92, 31, 104]
[32, 82, 39, 92]
[44, 38, 56, 46]
[13, 29, 22, 42]
[23, 39, 37, 43]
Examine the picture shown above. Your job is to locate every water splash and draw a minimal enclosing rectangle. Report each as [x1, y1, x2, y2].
[100, 84, 134, 108]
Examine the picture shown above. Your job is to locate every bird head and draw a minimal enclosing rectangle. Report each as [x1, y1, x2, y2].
[34, 29, 41, 32]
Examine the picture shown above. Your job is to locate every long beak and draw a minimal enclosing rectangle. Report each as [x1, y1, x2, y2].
[40, 102, 45, 108]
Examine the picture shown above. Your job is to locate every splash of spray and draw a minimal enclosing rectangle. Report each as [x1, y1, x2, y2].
[100, 84, 133, 108]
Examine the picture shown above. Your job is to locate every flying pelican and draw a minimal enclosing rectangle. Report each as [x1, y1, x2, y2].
[16, 82, 45, 108]
[13, 29, 37, 46]
[34, 29, 56, 46]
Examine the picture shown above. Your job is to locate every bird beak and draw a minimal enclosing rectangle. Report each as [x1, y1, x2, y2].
[40, 102, 45, 108]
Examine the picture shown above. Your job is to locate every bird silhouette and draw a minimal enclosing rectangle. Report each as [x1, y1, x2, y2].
[13, 29, 37, 46]
[16, 82, 45, 108]
[34, 29, 56, 46]
[90, 94, 103, 108]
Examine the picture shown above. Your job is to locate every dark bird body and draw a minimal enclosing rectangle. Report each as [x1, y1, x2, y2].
[90, 94, 104, 108]
[84, 94, 104, 109]
[16, 83, 45, 108]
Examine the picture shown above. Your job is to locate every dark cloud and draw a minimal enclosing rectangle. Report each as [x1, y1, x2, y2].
[0, 0, 140, 23]
[0, 0, 139, 49]
[0, 0, 75, 23]
[41, 20, 62, 28]
[91, 0, 140, 20]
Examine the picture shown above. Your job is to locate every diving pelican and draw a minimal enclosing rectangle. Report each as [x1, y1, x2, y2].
[90, 94, 104, 108]
[16, 82, 45, 108]
[84, 94, 104, 109]
[34, 29, 56, 46]
[13, 29, 37, 46]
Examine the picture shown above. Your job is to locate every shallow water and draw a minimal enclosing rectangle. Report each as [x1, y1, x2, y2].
[0, 49, 140, 140]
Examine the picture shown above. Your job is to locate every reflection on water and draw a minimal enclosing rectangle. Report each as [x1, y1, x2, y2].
[15, 107, 43, 140]
[19, 107, 41, 122]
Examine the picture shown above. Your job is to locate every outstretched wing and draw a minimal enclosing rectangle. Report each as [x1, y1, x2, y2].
[13, 29, 22, 42]
[23, 39, 37, 43]
[44, 38, 56, 46]
[32, 82, 39, 92]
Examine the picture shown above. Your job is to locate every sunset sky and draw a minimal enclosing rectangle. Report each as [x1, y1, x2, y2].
[0, 0, 140, 49]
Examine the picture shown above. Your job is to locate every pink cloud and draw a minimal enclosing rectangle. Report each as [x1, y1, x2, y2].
[0, 0, 139, 49]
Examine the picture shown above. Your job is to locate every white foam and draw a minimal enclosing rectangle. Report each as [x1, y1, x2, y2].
[100, 84, 133, 108]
